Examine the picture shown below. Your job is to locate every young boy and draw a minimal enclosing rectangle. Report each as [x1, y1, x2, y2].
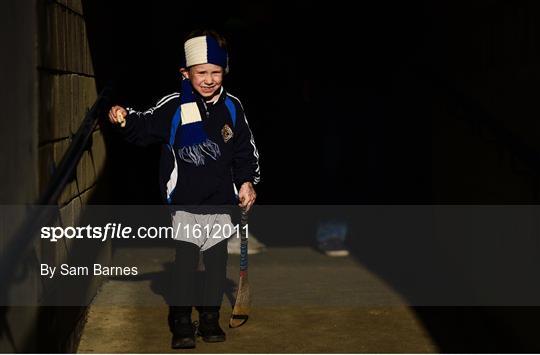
[108, 30, 260, 349]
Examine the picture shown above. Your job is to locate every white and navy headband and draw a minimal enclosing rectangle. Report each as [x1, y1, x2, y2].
[183, 35, 229, 73]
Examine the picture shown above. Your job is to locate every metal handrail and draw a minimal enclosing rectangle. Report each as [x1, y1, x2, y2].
[0, 85, 113, 298]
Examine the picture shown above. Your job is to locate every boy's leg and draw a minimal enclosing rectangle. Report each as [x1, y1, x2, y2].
[170, 241, 199, 313]
[196, 239, 228, 342]
[169, 241, 199, 349]
[201, 239, 228, 307]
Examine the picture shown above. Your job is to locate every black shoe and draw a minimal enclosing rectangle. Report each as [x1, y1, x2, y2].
[197, 311, 226, 342]
[170, 315, 196, 349]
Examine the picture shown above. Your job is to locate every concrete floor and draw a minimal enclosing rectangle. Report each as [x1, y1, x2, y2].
[78, 247, 437, 353]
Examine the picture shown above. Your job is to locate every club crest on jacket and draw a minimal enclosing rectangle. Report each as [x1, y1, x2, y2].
[222, 123, 233, 143]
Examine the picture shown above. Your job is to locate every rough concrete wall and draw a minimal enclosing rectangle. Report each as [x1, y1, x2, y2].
[37, 0, 103, 207]
[1, 0, 108, 352]
[35, 0, 109, 352]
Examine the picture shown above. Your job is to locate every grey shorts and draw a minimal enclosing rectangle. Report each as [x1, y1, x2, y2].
[170, 211, 235, 251]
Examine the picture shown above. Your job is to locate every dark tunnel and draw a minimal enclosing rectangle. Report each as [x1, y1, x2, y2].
[78, 0, 540, 352]
[84, 0, 432, 205]
[2, 0, 540, 352]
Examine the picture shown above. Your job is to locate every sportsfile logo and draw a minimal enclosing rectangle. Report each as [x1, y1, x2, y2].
[40, 223, 248, 242]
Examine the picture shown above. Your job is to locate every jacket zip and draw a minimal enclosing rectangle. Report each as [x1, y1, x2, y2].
[201, 100, 210, 118]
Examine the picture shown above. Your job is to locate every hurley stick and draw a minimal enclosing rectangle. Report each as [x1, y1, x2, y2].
[229, 208, 250, 328]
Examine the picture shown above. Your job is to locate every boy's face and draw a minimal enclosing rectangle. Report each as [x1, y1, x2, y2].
[181, 63, 224, 99]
